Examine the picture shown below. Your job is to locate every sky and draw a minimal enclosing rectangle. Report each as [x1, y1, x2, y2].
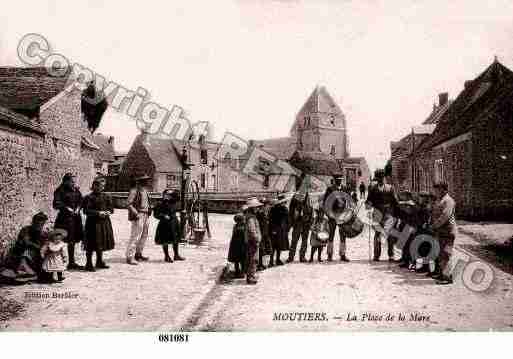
[2, 0, 513, 172]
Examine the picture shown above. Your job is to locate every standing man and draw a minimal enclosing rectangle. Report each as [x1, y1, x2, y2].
[431, 182, 457, 285]
[359, 182, 366, 201]
[323, 176, 352, 262]
[256, 197, 272, 271]
[269, 194, 290, 266]
[126, 175, 152, 265]
[243, 197, 263, 285]
[366, 169, 399, 262]
[53, 173, 84, 270]
[288, 192, 313, 263]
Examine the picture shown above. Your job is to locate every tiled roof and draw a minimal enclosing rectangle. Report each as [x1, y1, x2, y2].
[422, 100, 452, 125]
[139, 135, 182, 172]
[297, 86, 343, 116]
[417, 60, 513, 152]
[0, 105, 45, 134]
[92, 134, 116, 163]
[290, 86, 346, 136]
[254, 137, 297, 160]
[0, 67, 70, 115]
[289, 150, 343, 176]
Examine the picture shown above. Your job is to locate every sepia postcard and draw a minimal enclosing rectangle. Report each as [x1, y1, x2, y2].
[1, 1, 513, 351]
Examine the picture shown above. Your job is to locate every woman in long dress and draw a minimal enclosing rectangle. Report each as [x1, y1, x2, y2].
[53, 173, 84, 270]
[153, 189, 185, 262]
[82, 178, 115, 271]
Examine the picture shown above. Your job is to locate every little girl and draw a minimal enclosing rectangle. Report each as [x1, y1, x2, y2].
[309, 209, 329, 262]
[227, 213, 246, 278]
[41, 229, 68, 283]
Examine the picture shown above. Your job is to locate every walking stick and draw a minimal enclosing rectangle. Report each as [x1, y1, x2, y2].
[368, 208, 373, 262]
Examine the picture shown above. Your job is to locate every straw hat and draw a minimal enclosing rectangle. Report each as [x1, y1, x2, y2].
[49, 229, 68, 241]
[242, 197, 263, 211]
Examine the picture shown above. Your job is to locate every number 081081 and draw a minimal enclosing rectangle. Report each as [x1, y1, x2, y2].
[158, 333, 189, 343]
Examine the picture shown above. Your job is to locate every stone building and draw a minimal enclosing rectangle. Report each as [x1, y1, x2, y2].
[390, 59, 513, 219]
[92, 133, 116, 175]
[390, 93, 451, 191]
[0, 67, 101, 262]
[120, 85, 369, 193]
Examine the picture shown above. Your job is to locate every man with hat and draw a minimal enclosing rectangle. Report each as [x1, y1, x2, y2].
[243, 197, 263, 285]
[431, 182, 457, 285]
[126, 174, 152, 264]
[269, 194, 290, 266]
[288, 191, 313, 263]
[366, 169, 399, 261]
[322, 175, 352, 262]
[256, 197, 273, 271]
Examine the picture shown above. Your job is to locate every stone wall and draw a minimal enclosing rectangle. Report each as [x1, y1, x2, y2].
[0, 89, 96, 263]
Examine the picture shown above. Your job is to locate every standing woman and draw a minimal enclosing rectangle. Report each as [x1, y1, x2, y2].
[153, 189, 185, 262]
[53, 173, 84, 270]
[82, 177, 115, 271]
[269, 194, 290, 266]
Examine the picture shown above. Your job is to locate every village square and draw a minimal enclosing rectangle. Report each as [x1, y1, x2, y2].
[1, 2, 513, 334]
[1, 54, 513, 331]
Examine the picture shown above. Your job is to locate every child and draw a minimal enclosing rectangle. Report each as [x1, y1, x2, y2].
[153, 189, 184, 262]
[227, 213, 246, 278]
[309, 209, 329, 262]
[40, 229, 68, 283]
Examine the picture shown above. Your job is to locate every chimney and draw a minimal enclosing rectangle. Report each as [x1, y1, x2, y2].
[108, 136, 114, 145]
[438, 92, 449, 107]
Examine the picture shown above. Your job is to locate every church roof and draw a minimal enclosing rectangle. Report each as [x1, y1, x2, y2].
[298, 85, 343, 115]
[290, 85, 346, 137]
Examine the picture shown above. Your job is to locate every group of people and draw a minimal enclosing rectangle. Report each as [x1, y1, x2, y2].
[228, 169, 458, 286]
[2, 173, 186, 285]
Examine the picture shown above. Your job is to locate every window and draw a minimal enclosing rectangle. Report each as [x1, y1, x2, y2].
[330, 145, 336, 156]
[166, 174, 178, 188]
[200, 173, 206, 189]
[434, 159, 444, 183]
[200, 149, 208, 164]
[210, 175, 216, 191]
[263, 174, 270, 188]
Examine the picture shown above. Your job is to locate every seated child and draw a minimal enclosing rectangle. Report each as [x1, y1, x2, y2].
[227, 214, 246, 278]
[40, 229, 68, 283]
[309, 209, 329, 262]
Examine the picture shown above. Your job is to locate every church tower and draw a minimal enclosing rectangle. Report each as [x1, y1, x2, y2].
[290, 86, 348, 159]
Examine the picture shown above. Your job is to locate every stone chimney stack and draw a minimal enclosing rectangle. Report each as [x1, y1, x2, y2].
[108, 136, 114, 145]
[438, 92, 449, 107]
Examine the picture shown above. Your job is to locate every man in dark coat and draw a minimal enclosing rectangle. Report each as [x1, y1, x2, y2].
[5, 212, 49, 282]
[366, 169, 399, 261]
[269, 194, 290, 266]
[53, 173, 84, 270]
[323, 176, 352, 262]
[256, 197, 272, 271]
[288, 192, 313, 263]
